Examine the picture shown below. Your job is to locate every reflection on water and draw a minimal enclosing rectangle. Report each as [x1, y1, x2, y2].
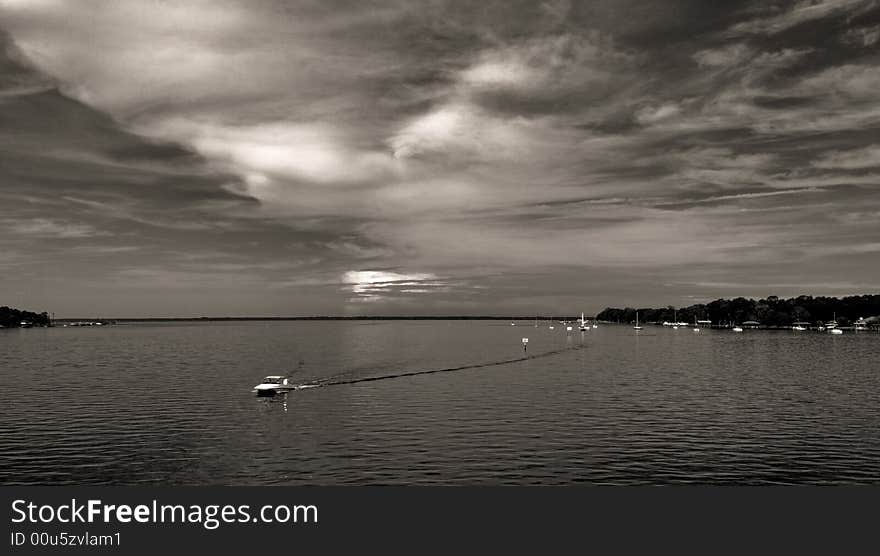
[256, 395, 289, 413]
[1, 321, 879, 485]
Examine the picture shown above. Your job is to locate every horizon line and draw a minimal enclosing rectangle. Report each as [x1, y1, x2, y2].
[52, 315, 599, 322]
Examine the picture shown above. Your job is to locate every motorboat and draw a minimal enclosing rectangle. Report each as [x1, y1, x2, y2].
[253, 376, 297, 396]
[830, 328, 843, 335]
[732, 326, 743, 333]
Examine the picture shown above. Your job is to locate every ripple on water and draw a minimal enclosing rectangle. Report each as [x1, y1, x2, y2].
[1, 322, 879, 484]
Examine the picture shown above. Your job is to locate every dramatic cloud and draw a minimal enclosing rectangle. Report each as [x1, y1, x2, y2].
[1, 0, 879, 316]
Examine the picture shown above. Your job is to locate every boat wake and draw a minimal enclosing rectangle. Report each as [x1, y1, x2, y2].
[294, 343, 588, 390]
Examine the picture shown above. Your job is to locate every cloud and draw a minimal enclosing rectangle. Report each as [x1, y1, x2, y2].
[390, 104, 471, 159]
[1, 218, 103, 238]
[460, 57, 541, 89]
[69, 245, 142, 254]
[842, 24, 880, 47]
[458, 33, 632, 96]
[728, 0, 873, 36]
[693, 43, 753, 67]
[635, 103, 682, 124]
[795, 64, 880, 99]
[388, 103, 550, 162]
[158, 120, 401, 185]
[812, 145, 880, 169]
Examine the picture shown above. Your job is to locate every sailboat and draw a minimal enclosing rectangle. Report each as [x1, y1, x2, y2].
[693, 316, 700, 332]
[633, 310, 642, 330]
[672, 309, 679, 329]
[579, 312, 588, 331]
[828, 312, 842, 334]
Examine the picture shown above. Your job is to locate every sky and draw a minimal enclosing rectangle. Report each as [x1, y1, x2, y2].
[1, 0, 879, 317]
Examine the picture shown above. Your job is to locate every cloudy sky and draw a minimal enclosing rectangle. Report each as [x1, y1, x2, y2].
[1, 0, 879, 317]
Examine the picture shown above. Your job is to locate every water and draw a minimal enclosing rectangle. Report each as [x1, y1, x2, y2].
[1, 321, 879, 485]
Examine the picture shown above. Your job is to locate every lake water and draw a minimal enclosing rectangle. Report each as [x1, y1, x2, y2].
[2, 321, 879, 485]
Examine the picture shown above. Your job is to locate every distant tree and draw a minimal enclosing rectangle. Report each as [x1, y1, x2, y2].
[792, 306, 811, 323]
[0, 306, 51, 327]
[596, 294, 880, 327]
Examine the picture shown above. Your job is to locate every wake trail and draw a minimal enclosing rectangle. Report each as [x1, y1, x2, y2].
[295, 342, 587, 390]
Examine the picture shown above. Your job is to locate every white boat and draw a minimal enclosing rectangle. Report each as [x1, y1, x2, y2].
[826, 313, 838, 330]
[855, 317, 868, 331]
[253, 376, 296, 396]
[592, 324, 598, 329]
[633, 311, 642, 330]
[579, 312, 588, 331]
[693, 316, 700, 332]
[830, 328, 843, 335]
[732, 325, 743, 332]
[792, 322, 807, 331]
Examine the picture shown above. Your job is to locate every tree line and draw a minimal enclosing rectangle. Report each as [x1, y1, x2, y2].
[596, 294, 880, 327]
[0, 306, 51, 327]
